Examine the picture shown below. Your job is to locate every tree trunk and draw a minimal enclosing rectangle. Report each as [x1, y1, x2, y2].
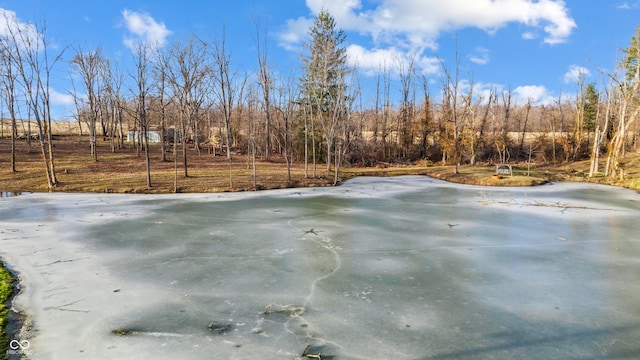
[183, 140, 189, 178]
[589, 126, 600, 177]
[10, 117, 16, 173]
[45, 118, 57, 186]
[144, 125, 152, 188]
[174, 137, 179, 193]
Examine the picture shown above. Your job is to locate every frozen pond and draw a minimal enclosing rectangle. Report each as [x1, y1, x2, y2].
[1, 176, 640, 359]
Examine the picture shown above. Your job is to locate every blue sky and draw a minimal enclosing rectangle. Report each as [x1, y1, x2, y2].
[1, 0, 639, 120]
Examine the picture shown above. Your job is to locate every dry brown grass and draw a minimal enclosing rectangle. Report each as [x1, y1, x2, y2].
[0, 136, 340, 193]
[1, 136, 639, 193]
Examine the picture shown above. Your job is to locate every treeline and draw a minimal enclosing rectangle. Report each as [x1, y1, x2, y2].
[2, 11, 639, 190]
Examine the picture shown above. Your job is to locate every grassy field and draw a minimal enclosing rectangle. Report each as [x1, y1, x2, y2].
[0, 261, 15, 357]
[0, 137, 342, 193]
[3, 136, 638, 193]
[1, 136, 639, 351]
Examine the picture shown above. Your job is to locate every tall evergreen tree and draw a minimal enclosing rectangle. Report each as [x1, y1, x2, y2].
[583, 83, 599, 141]
[299, 10, 349, 175]
[622, 27, 640, 84]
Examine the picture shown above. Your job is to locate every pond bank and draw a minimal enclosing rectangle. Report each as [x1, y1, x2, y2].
[0, 260, 19, 357]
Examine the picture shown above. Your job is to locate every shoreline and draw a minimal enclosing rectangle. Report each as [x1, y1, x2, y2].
[3, 265, 29, 360]
[0, 261, 23, 360]
[2, 160, 638, 195]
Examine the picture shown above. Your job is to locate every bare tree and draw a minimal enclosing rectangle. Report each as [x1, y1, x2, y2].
[466, 87, 492, 166]
[3, 16, 63, 189]
[333, 70, 359, 184]
[397, 58, 416, 159]
[255, 19, 273, 162]
[104, 60, 126, 151]
[71, 46, 107, 161]
[0, 37, 18, 172]
[459, 78, 475, 164]
[572, 72, 586, 160]
[589, 78, 607, 177]
[245, 83, 259, 186]
[605, 60, 640, 179]
[372, 67, 383, 153]
[495, 88, 513, 164]
[380, 67, 392, 161]
[439, 52, 463, 171]
[212, 28, 240, 187]
[518, 98, 533, 159]
[417, 75, 434, 160]
[153, 51, 170, 162]
[129, 42, 153, 188]
[603, 27, 640, 180]
[274, 71, 299, 182]
[550, 98, 559, 163]
[165, 35, 210, 189]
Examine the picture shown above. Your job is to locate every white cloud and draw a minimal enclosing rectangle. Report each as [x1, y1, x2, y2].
[513, 85, 555, 105]
[277, 16, 313, 51]
[280, 1, 576, 80]
[49, 88, 74, 106]
[0, 8, 41, 50]
[563, 64, 591, 84]
[464, 81, 500, 103]
[347, 44, 439, 76]
[306, 0, 365, 26]
[616, 2, 633, 10]
[464, 83, 556, 106]
[347, 45, 398, 74]
[469, 47, 490, 65]
[121, 9, 171, 51]
[291, 0, 576, 47]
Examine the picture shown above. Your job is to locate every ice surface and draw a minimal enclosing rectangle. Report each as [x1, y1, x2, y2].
[1, 176, 640, 359]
